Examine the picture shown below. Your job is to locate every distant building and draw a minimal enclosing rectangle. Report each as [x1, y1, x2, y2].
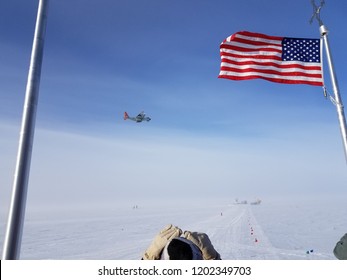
[234, 199, 248, 205]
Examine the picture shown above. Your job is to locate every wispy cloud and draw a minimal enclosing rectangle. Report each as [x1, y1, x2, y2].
[1, 120, 346, 216]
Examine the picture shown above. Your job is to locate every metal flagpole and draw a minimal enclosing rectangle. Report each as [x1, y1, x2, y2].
[2, 0, 49, 260]
[320, 25, 347, 162]
[310, 0, 347, 163]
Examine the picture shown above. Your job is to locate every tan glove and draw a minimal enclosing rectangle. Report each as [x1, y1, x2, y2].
[182, 231, 221, 260]
[142, 224, 182, 260]
[333, 233, 347, 260]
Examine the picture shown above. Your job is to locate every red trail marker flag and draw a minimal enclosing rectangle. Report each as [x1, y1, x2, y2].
[218, 31, 323, 86]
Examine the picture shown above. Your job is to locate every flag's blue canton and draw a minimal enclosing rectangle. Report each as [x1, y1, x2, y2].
[282, 38, 320, 63]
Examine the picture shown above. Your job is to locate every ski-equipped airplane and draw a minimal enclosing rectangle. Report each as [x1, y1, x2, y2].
[124, 111, 151, 122]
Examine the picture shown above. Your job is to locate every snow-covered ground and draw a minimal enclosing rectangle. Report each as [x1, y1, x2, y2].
[0, 196, 346, 260]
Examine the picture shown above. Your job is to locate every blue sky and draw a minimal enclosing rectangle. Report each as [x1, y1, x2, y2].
[1, 0, 347, 214]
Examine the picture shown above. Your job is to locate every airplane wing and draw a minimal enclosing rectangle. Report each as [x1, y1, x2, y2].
[137, 111, 145, 118]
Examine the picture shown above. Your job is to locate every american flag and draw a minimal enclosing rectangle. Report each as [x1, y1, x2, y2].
[218, 31, 323, 86]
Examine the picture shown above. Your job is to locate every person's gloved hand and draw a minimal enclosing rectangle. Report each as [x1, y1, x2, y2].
[182, 231, 221, 260]
[142, 224, 182, 260]
[334, 233, 347, 260]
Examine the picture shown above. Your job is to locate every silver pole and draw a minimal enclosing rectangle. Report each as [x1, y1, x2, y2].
[2, 0, 49, 260]
[320, 25, 347, 163]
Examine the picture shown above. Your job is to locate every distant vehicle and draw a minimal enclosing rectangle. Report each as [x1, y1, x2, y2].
[124, 111, 151, 123]
[250, 199, 262, 205]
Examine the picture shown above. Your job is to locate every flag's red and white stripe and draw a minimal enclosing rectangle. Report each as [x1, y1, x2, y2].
[218, 31, 323, 86]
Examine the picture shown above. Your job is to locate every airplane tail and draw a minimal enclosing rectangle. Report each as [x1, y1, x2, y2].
[124, 112, 129, 120]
